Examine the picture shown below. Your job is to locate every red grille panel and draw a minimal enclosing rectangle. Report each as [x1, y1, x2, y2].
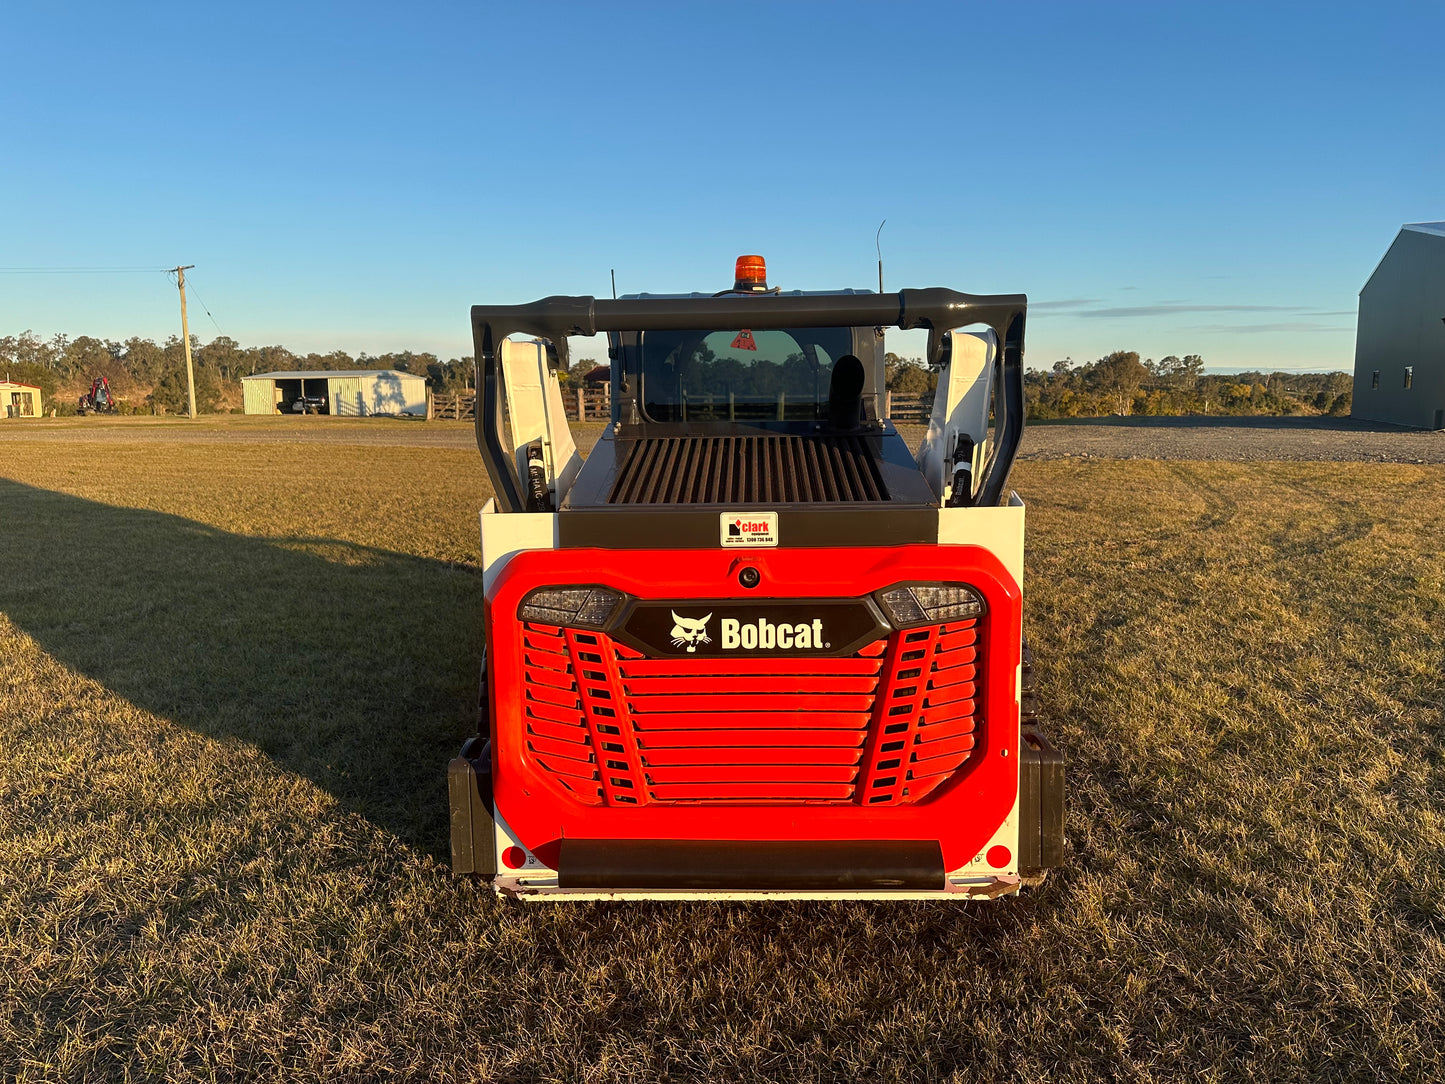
[520, 617, 983, 806]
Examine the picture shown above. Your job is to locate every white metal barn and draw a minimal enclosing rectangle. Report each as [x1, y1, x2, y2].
[1352, 222, 1445, 430]
[241, 369, 428, 416]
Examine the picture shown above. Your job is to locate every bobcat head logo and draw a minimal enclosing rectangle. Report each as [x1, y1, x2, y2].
[670, 611, 713, 652]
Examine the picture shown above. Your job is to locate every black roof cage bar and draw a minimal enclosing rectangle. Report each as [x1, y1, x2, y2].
[471, 289, 1027, 514]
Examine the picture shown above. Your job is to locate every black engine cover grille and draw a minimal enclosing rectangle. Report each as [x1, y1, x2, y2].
[608, 435, 888, 505]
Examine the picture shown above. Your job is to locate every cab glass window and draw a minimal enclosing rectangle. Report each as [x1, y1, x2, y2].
[639, 327, 853, 421]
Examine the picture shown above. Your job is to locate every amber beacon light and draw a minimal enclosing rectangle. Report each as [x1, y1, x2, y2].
[733, 254, 768, 291]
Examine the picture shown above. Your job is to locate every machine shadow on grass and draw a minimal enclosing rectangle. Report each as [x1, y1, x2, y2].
[0, 478, 481, 859]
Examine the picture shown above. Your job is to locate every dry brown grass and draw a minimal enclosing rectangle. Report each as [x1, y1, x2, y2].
[1, 434, 1442, 1081]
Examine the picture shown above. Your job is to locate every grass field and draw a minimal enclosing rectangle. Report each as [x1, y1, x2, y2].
[1, 429, 1442, 1081]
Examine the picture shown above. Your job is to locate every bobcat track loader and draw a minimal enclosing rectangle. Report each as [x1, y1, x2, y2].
[450, 256, 1064, 900]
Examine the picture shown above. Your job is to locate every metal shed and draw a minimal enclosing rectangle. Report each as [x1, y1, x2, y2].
[1352, 222, 1445, 430]
[1, 379, 43, 418]
[241, 369, 428, 416]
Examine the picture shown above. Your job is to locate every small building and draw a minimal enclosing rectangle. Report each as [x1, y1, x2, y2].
[240, 369, 428, 416]
[1352, 222, 1445, 430]
[0, 379, 43, 418]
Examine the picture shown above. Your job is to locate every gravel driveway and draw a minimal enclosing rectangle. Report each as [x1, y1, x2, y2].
[0, 416, 480, 448]
[1013, 415, 1445, 463]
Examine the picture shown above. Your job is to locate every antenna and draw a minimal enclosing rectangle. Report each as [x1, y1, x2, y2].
[875, 219, 886, 294]
[872, 218, 884, 294]
[611, 269, 617, 299]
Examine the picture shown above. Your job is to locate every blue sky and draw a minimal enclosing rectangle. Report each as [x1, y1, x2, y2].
[2, 2, 1440, 372]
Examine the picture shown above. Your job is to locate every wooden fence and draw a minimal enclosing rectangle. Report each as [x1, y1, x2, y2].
[883, 392, 934, 423]
[429, 388, 932, 423]
[569, 387, 611, 421]
[427, 387, 611, 422]
[428, 392, 475, 420]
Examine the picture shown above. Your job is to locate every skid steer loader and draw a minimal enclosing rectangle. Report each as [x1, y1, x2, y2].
[450, 256, 1063, 900]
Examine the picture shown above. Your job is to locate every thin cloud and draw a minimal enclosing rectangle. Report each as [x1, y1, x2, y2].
[1188, 321, 1353, 334]
[1080, 304, 1298, 318]
[1030, 299, 1357, 323]
[1206, 364, 1352, 373]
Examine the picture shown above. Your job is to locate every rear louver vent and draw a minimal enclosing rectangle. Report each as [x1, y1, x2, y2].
[518, 619, 982, 807]
[608, 435, 888, 504]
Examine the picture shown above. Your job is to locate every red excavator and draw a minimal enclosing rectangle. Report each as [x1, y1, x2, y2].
[77, 376, 118, 415]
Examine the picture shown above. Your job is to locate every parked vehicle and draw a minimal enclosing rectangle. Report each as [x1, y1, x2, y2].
[77, 375, 118, 415]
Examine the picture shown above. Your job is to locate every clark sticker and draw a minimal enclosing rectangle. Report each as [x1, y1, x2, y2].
[721, 511, 778, 548]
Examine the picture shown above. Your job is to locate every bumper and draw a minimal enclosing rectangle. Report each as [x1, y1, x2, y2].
[448, 740, 1062, 900]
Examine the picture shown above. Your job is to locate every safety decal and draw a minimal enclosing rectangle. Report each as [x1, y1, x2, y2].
[730, 329, 758, 351]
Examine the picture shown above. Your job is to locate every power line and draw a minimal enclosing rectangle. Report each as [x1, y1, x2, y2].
[183, 276, 224, 336]
[0, 266, 172, 274]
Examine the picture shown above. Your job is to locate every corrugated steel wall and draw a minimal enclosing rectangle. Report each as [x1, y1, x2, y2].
[1352, 230, 1445, 429]
[242, 380, 275, 415]
[330, 377, 364, 416]
[360, 373, 427, 415]
[397, 375, 428, 415]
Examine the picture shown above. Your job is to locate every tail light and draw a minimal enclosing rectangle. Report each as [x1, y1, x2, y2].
[519, 586, 625, 630]
[875, 583, 985, 628]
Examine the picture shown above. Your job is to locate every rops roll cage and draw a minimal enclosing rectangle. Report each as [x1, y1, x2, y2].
[471, 289, 1027, 514]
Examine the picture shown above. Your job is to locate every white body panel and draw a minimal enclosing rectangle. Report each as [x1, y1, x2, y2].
[479, 499, 558, 595]
[937, 491, 1026, 589]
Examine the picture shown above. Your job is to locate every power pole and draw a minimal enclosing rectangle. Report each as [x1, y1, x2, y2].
[173, 265, 197, 418]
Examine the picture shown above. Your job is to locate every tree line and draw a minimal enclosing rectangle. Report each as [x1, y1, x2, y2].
[885, 349, 1352, 419]
[1023, 351, 1352, 418]
[2, 330, 1353, 419]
